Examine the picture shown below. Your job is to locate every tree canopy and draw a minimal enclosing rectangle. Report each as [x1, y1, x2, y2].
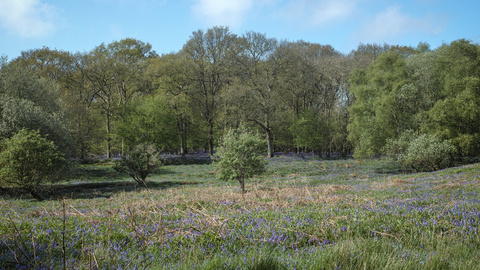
[1, 33, 478, 166]
[348, 39, 480, 158]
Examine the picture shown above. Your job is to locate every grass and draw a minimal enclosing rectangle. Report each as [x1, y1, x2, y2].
[1, 156, 479, 269]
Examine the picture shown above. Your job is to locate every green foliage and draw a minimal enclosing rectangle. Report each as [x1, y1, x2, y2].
[0, 96, 73, 156]
[290, 109, 327, 151]
[113, 143, 162, 187]
[116, 96, 178, 151]
[349, 39, 480, 160]
[214, 123, 267, 192]
[0, 129, 65, 201]
[0, 62, 61, 113]
[398, 134, 456, 172]
[348, 51, 409, 158]
[0, 63, 73, 156]
[382, 129, 418, 158]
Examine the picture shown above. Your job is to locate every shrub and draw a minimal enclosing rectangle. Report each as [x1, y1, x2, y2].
[214, 123, 266, 193]
[398, 134, 456, 172]
[0, 129, 65, 201]
[382, 130, 418, 158]
[113, 143, 162, 187]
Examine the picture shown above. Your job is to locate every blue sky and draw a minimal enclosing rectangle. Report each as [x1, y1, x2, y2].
[1, 0, 479, 59]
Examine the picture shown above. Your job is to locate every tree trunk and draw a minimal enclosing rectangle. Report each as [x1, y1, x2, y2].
[105, 111, 112, 159]
[208, 121, 214, 155]
[29, 188, 45, 201]
[240, 178, 245, 193]
[180, 134, 186, 156]
[266, 129, 274, 158]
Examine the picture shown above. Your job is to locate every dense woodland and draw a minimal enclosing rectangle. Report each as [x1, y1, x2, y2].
[1, 26, 479, 161]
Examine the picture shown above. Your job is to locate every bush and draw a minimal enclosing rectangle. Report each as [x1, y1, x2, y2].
[0, 129, 65, 201]
[398, 134, 456, 172]
[113, 143, 162, 187]
[382, 130, 418, 158]
[214, 123, 266, 193]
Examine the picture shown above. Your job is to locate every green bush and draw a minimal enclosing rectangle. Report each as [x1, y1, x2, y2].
[382, 130, 418, 158]
[398, 134, 456, 172]
[113, 143, 162, 187]
[214, 123, 266, 193]
[0, 129, 65, 201]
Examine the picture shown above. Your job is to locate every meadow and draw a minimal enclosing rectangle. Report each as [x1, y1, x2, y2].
[1, 155, 479, 269]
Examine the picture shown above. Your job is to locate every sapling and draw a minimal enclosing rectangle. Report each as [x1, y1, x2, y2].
[214, 123, 266, 193]
[114, 143, 162, 187]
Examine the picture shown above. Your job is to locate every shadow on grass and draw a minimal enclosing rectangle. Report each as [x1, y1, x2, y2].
[374, 160, 412, 174]
[0, 180, 200, 201]
[67, 164, 178, 182]
[0, 164, 198, 201]
[163, 156, 212, 165]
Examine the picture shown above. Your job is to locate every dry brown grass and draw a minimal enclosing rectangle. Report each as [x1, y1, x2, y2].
[434, 181, 476, 189]
[370, 178, 413, 190]
[104, 184, 358, 212]
[3, 183, 359, 223]
[348, 173, 358, 179]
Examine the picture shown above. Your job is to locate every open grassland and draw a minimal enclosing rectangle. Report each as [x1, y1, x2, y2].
[1, 157, 480, 269]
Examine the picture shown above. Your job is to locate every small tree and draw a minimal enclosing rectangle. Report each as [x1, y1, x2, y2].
[113, 143, 162, 187]
[214, 123, 267, 193]
[0, 129, 65, 201]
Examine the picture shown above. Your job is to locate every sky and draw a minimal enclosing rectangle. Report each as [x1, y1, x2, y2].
[1, 0, 479, 60]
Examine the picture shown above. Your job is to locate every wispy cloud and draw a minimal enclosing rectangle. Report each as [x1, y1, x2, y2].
[190, 0, 255, 29]
[0, 0, 62, 38]
[274, 0, 357, 27]
[353, 5, 446, 43]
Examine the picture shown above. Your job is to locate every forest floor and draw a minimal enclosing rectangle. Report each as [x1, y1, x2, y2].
[1, 155, 480, 269]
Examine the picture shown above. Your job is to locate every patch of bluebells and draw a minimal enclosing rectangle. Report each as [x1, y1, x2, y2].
[1, 161, 479, 269]
[3, 193, 479, 269]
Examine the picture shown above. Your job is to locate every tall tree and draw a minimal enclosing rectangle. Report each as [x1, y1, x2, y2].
[285, 41, 352, 156]
[348, 39, 480, 158]
[81, 38, 156, 158]
[148, 52, 195, 156]
[228, 32, 289, 157]
[81, 49, 119, 158]
[422, 39, 480, 156]
[182, 26, 237, 155]
[348, 51, 409, 158]
[12, 47, 103, 158]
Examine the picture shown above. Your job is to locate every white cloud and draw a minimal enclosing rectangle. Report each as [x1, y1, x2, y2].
[354, 5, 446, 43]
[275, 0, 357, 27]
[0, 0, 61, 38]
[191, 0, 254, 28]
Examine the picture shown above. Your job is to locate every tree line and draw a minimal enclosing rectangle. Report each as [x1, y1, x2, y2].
[1, 26, 479, 162]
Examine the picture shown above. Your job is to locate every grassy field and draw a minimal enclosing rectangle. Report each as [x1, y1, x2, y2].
[1, 156, 479, 269]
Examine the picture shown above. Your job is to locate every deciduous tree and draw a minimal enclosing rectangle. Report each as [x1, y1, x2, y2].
[182, 26, 237, 155]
